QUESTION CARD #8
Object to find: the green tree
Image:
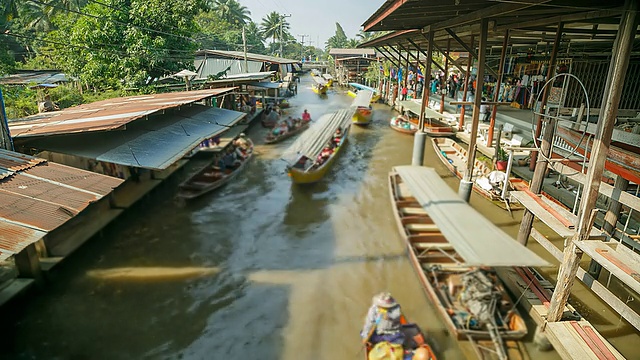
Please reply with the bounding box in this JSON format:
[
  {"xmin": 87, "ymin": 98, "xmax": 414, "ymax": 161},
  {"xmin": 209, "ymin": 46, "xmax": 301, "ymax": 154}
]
[
  {"xmin": 260, "ymin": 11, "xmax": 288, "ymax": 44},
  {"xmin": 209, "ymin": 0, "xmax": 251, "ymax": 28},
  {"xmin": 325, "ymin": 22, "xmax": 348, "ymax": 51}
]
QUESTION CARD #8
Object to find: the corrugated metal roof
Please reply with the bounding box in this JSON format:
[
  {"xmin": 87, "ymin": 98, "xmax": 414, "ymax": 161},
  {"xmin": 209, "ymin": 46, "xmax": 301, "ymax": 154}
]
[
  {"xmin": 25, "ymin": 105, "xmax": 246, "ymax": 170},
  {"xmin": 0, "ymin": 70, "xmax": 74, "ymax": 85},
  {"xmin": 195, "ymin": 50, "xmax": 299, "ymax": 64},
  {"xmin": 8, "ymin": 88, "xmax": 236, "ymax": 138},
  {"xmin": 0, "ymin": 221, "xmax": 47, "ymax": 261},
  {"xmin": 0, "ymin": 150, "xmax": 123, "ymax": 260},
  {"xmin": 393, "ymin": 165, "xmax": 550, "ymax": 267},
  {"xmin": 329, "ymin": 48, "xmax": 377, "ymax": 56},
  {"xmin": 0, "ymin": 151, "xmax": 46, "ymax": 180}
]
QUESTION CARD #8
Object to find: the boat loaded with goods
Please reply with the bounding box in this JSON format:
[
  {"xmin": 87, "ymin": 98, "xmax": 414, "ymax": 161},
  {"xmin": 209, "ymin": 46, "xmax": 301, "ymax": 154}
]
[
  {"xmin": 265, "ymin": 114, "xmax": 311, "ymax": 144},
  {"xmin": 388, "ymin": 166, "xmax": 549, "ymax": 360},
  {"xmin": 283, "ymin": 109, "xmax": 353, "ymax": 184}
]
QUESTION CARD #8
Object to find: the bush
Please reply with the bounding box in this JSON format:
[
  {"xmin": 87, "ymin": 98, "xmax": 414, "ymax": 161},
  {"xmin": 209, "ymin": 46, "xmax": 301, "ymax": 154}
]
[
  {"xmin": 2, "ymin": 85, "xmax": 37, "ymax": 120},
  {"xmin": 49, "ymin": 85, "xmax": 84, "ymax": 109}
]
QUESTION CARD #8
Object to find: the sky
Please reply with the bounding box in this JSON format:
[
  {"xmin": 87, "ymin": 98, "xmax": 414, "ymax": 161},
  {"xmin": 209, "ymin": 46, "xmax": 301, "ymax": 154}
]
[{"xmin": 239, "ymin": 0, "xmax": 385, "ymax": 49}]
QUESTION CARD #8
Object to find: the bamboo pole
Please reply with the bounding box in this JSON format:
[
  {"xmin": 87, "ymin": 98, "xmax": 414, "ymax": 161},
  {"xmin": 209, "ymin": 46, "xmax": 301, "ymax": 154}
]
[
  {"xmin": 486, "ymin": 29, "xmax": 510, "ymax": 148},
  {"xmin": 546, "ymin": 0, "xmax": 638, "ymax": 323}
]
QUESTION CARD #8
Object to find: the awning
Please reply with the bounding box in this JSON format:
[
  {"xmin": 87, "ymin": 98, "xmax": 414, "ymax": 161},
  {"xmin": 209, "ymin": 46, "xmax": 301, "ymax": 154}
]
[
  {"xmin": 312, "ymin": 76, "xmax": 328, "ymax": 86},
  {"xmin": 282, "ymin": 109, "xmax": 354, "ymax": 162},
  {"xmin": 399, "ymin": 101, "xmax": 450, "ymax": 120},
  {"xmin": 349, "ymin": 83, "xmax": 379, "ymax": 94},
  {"xmin": 247, "ymin": 81, "xmax": 281, "ymax": 89},
  {"xmin": 393, "ymin": 165, "xmax": 550, "ymax": 267},
  {"xmin": 351, "ymin": 90, "xmax": 373, "ymax": 108},
  {"xmin": 24, "ymin": 105, "xmax": 246, "ymax": 170}
]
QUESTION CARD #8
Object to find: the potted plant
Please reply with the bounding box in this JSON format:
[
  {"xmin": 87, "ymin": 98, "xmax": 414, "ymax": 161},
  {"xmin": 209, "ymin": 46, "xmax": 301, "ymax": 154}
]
[{"xmin": 495, "ymin": 148, "xmax": 509, "ymax": 171}]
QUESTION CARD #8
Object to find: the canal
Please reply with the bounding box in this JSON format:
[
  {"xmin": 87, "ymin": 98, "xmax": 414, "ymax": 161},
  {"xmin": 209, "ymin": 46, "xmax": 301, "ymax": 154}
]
[{"xmin": 2, "ymin": 75, "xmax": 636, "ymax": 359}]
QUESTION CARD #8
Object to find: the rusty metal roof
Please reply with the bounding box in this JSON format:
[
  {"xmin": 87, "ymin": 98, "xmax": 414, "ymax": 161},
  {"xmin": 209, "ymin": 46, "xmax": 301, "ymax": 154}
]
[
  {"xmin": 8, "ymin": 88, "xmax": 237, "ymax": 138},
  {"xmin": 0, "ymin": 150, "xmax": 46, "ymax": 180},
  {"xmin": 0, "ymin": 149, "xmax": 123, "ymax": 261}
]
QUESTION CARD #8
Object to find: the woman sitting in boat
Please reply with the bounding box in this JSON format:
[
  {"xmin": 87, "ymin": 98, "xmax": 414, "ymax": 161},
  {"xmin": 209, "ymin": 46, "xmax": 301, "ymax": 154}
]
[
  {"xmin": 360, "ymin": 292, "xmax": 406, "ymax": 345},
  {"xmin": 302, "ymin": 109, "xmax": 311, "ymax": 122},
  {"xmin": 223, "ymin": 147, "xmax": 241, "ymax": 169},
  {"xmin": 233, "ymin": 133, "xmax": 253, "ymax": 152}
]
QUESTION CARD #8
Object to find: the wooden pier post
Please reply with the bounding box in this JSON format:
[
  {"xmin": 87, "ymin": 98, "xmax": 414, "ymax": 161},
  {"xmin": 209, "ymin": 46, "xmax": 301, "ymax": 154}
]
[
  {"xmin": 458, "ymin": 19, "xmax": 488, "ymax": 202},
  {"xmin": 15, "ymin": 243, "xmax": 43, "ymax": 284},
  {"xmin": 529, "ymin": 22, "xmax": 563, "ymax": 171},
  {"xmin": 486, "ymin": 29, "xmax": 510, "ymax": 148},
  {"xmin": 412, "ymin": 31, "xmax": 434, "ymax": 167},
  {"xmin": 546, "ymin": 0, "xmax": 638, "ymax": 323},
  {"xmin": 458, "ymin": 35, "xmax": 474, "ymax": 131},
  {"xmin": 440, "ymin": 37, "xmax": 450, "ymax": 114}
]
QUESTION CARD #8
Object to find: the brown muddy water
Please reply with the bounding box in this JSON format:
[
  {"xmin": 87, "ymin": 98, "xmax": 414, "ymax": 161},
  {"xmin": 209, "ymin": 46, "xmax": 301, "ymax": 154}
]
[{"xmin": 1, "ymin": 75, "xmax": 637, "ymax": 359}]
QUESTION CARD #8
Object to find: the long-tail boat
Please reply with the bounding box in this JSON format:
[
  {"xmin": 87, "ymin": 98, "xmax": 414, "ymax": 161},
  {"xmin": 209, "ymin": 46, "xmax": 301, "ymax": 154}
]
[
  {"xmin": 364, "ymin": 322, "xmax": 437, "ymax": 360},
  {"xmin": 322, "ymin": 73, "xmax": 334, "ymax": 86},
  {"xmin": 399, "ymin": 100, "xmax": 456, "ymax": 137},
  {"xmin": 432, "ymin": 137, "xmax": 526, "ymax": 210},
  {"xmin": 390, "ymin": 114, "xmax": 418, "ymax": 135},
  {"xmin": 348, "ymin": 83, "xmax": 381, "ymax": 103},
  {"xmin": 312, "ymin": 76, "xmax": 328, "ymax": 94},
  {"xmin": 388, "ymin": 166, "xmax": 549, "ymax": 359},
  {"xmin": 176, "ymin": 142, "xmax": 253, "ymax": 201},
  {"xmin": 351, "ymin": 89, "xmax": 373, "ymax": 126},
  {"xmin": 265, "ymin": 118, "xmax": 311, "ymax": 144},
  {"xmin": 284, "ymin": 110, "xmax": 353, "ymax": 184}
]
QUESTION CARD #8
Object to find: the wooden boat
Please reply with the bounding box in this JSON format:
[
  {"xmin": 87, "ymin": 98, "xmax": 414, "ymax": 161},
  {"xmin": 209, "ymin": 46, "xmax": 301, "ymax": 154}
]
[
  {"xmin": 399, "ymin": 100, "xmax": 456, "ymax": 137},
  {"xmin": 265, "ymin": 119, "xmax": 310, "ymax": 144},
  {"xmin": 288, "ymin": 124, "xmax": 350, "ymax": 184},
  {"xmin": 388, "ymin": 169, "xmax": 531, "ymax": 359},
  {"xmin": 364, "ymin": 322, "xmax": 437, "ymax": 360},
  {"xmin": 312, "ymin": 76, "xmax": 328, "ymax": 94},
  {"xmin": 322, "ymin": 73, "xmax": 333, "ymax": 86},
  {"xmin": 348, "ymin": 83, "xmax": 381, "ymax": 103},
  {"xmin": 176, "ymin": 144, "xmax": 253, "ymax": 200},
  {"xmin": 390, "ymin": 115, "xmax": 418, "ymax": 135},
  {"xmin": 432, "ymin": 137, "xmax": 525, "ymax": 210},
  {"xmin": 351, "ymin": 90, "xmax": 373, "ymax": 126},
  {"xmin": 555, "ymin": 125, "xmax": 640, "ymax": 184}
]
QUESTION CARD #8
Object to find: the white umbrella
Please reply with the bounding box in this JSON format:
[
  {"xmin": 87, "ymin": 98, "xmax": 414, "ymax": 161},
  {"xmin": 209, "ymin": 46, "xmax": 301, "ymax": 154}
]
[{"xmin": 173, "ymin": 69, "xmax": 198, "ymax": 77}]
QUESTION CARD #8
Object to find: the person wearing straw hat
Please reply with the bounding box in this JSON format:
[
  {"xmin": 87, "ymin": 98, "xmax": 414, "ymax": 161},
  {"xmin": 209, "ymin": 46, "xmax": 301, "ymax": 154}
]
[{"xmin": 360, "ymin": 292, "xmax": 406, "ymax": 345}]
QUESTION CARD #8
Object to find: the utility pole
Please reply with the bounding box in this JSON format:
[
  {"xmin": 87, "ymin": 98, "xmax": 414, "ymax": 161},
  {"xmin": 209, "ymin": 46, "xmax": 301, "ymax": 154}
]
[
  {"xmin": 0, "ymin": 87, "xmax": 13, "ymax": 151},
  {"xmin": 298, "ymin": 34, "xmax": 308, "ymax": 62},
  {"xmin": 242, "ymin": 26, "xmax": 248, "ymax": 73},
  {"xmin": 279, "ymin": 14, "xmax": 291, "ymax": 58}
]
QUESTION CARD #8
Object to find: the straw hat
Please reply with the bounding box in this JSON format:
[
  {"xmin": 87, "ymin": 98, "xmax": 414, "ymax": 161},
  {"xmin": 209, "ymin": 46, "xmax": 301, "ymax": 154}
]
[
  {"xmin": 373, "ymin": 292, "xmax": 397, "ymax": 308},
  {"xmin": 239, "ymin": 133, "xmax": 246, "ymax": 137}
]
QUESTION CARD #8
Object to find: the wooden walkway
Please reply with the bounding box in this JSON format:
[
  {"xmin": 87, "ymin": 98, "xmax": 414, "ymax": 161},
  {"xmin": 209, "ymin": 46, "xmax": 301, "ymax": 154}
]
[{"xmin": 545, "ymin": 321, "xmax": 625, "ymax": 360}]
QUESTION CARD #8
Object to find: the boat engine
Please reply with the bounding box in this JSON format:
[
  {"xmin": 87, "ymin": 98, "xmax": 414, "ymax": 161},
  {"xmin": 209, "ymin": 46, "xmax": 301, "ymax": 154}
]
[{"xmin": 459, "ymin": 269, "xmax": 501, "ymax": 326}]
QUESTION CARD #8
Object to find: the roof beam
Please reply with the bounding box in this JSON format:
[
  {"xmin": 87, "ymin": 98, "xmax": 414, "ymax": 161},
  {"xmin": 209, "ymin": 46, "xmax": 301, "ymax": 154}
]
[
  {"xmin": 407, "ymin": 38, "xmax": 445, "ymax": 73},
  {"xmin": 418, "ymin": 35, "xmax": 465, "ymax": 74},
  {"xmin": 423, "ymin": 0, "xmax": 552, "ymax": 32},
  {"xmin": 444, "ymin": 28, "xmax": 499, "ymax": 78},
  {"xmin": 495, "ymin": 8, "xmax": 624, "ymax": 30},
  {"xmin": 363, "ymin": 0, "xmax": 409, "ymax": 32}
]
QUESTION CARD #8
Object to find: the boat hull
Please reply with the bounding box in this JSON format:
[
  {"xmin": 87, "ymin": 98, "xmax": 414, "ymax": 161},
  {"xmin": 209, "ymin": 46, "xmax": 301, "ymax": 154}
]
[
  {"xmin": 177, "ymin": 146, "xmax": 253, "ymax": 200},
  {"xmin": 431, "ymin": 138, "xmax": 523, "ymax": 210},
  {"xmin": 265, "ymin": 121, "xmax": 310, "ymax": 144},
  {"xmin": 388, "ymin": 171, "xmax": 528, "ymax": 341},
  {"xmin": 352, "ymin": 107, "xmax": 372, "ymax": 125},
  {"xmin": 288, "ymin": 126, "xmax": 349, "ymax": 184},
  {"xmin": 312, "ymin": 85, "xmax": 328, "ymax": 94},
  {"xmin": 347, "ymin": 90, "xmax": 357, "ymax": 98}
]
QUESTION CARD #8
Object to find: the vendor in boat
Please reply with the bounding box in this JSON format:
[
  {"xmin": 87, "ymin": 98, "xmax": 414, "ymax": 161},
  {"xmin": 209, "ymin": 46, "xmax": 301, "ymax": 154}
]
[
  {"xmin": 360, "ymin": 292, "xmax": 406, "ymax": 345},
  {"xmin": 285, "ymin": 116, "xmax": 294, "ymax": 130},
  {"xmin": 223, "ymin": 147, "xmax": 241, "ymax": 169},
  {"xmin": 302, "ymin": 109, "xmax": 311, "ymax": 122},
  {"xmin": 233, "ymin": 133, "xmax": 253, "ymax": 152}
]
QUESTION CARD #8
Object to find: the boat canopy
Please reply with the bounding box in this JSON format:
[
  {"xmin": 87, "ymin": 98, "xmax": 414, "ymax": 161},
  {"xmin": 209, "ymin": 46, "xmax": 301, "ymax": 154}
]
[
  {"xmin": 393, "ymin": 165, "xmax": 550, "ymax": 267},
  {"xmin": 351, "ymin": 90, "xmax": 373, "ymax": 108},
  {"xmin": 349, "ymin": 83, "xmax": 378, "ymax": 94},
  {"xmin": 282, "ymin": 109, "xmax": 353, "ymax": 163},
  {"xmin": 399, "ymin": 101, "xmax": 448, "ymax": 120},
  {"xmin": 322, "ymin": 74, "xmax": 333, "ymax": 80},
  {"xmin": 312, "ymin": 76, "xmax": 328, "ymax": 86}
]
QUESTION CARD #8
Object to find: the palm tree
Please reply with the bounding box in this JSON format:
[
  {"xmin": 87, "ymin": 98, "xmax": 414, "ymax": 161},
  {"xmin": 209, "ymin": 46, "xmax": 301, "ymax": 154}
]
[
  {"xmin": 210, "ymin": 0, "xmax": 251, "ymax": 27},
  {"xmin": 356, "ymin": 30, "xmax": 374, "ymax": 44},
  {"xmin": 260, "ymin": 11, "xmax": 289, "ymax": 43}
]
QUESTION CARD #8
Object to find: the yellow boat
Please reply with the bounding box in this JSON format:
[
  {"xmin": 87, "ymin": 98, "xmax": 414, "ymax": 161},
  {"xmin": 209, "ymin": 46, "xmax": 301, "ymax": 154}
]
[
  {"xmin": 351, "ymin": 89, "xmax": 373, "ymax": 125},
  {"xmin": 322, "ymin": 74, "xmax": 334, "ymax": 86},
  {"xmin": 348, "ymin": 83, "xmax": 380, "ymax": 103},
  {"xmin": 285, "ymin": 110, "xmax": 353, "ymax": 184},
  {"xmin": 312, "ymin": 83, "xmax": 328, "ymax": 94}
]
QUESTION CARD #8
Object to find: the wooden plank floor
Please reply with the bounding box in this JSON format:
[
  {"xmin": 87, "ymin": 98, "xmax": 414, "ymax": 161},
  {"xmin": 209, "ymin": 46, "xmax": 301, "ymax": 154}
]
[
  {"xmin": 574, "ymin": 240, "xmax": 640, "ymax": 295},
  {"xmin": 545, "ymin": 320, "xmax": 625, "ymax": 360}
]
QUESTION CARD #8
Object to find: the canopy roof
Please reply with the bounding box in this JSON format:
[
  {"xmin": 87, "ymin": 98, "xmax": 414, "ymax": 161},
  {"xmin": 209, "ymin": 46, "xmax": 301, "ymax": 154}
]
[
  {"xmin": 351, "ymin": 90, "xmax": 373, "ymax": 108},
  {"xmin": 282, "ymin": 109, "xmax": 354, "ymax": 162},
  {"xmin": 195, "ymin": 50, "xmax": 299, "ymax": 65},
  {"xmin": 312, "ymin": 76, "xmax": 328, "ymax": 86},
  {"xmin": 349, "ymin": 83, "xmax": 379, "ymax": 94},
  {"xmin": 399, "ymin": 100, "xmax": 448, "ymax": 119},
  {"xmin": 24, "ymin": 105, "xmax": 245, "ymax": 170},
  {"xmin": 393, "ymin": 165, "xmax": 550, "ymax": 267}
]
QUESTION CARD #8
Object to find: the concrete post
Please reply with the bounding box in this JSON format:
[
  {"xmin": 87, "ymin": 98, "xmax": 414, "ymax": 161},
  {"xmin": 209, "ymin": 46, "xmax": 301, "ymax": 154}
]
[{"xmin": 412, "ymin": 131, "xmax": 427, "ymax": 166}]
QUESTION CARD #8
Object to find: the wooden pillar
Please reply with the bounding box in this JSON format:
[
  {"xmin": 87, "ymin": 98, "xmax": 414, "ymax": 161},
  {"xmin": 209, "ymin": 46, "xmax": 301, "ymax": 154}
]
[
  {"xmin": 458, "ymin": 35, "xmax": 474, "ymax": 131},
  {"xmin": 440, "ymin": 37, "xmax": 450, "ymax": 114},
  {"xmin": 529, "ymin": 22, "xmax": 563, "ymax": 171},
  {"xmin": 547, "ymin": 0, "xmax": 638, "ymax": 323},
  {"xmin": 458, "ymin": 19, "xmax": 488, "ymax": 202},
  {"xmin": 486, "ymin": 29, "xmax": 510, "ymax": 148},
  {"xmin": 589, "ymin": 175, "xmax": 629, "ymax": 278},
  {"xmin": 419, "ymin": 31, "xmax": 434, "ymax": 131},
  {"xmin": 516, "ymin": 117, "xmax": 556, "ymax": 245},
  {"xmin": 15, "ymin": 243, "xmax": 43, "ymax": 284}
]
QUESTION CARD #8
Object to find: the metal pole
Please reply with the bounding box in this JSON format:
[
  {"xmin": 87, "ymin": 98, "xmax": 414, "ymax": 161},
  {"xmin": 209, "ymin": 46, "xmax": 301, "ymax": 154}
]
[
  {"xmin": 487, "ymin": 29, "xmax": 510, "ymax": 147},
  {"xmin": 459, "ymin": 19, "xmax": 488, "ymax": 202},
  {"xmin": 242, "ymin": 26, "xmax": 248, "ymax": 73},
  {"xmin": 501, "ymin": 150, "xmax": 514, "ymax": 199},
  {"xmin": 440, "ymin": 37, "xmax": 450, "ymax": 114},
  {"xmin": 459, "ymin": 35, "xmax": 474, "ymax": 131},
  {"xmin": 547, "ymin": 0, "xmax": 638, "ymax": 323},
  {"xmin": 0, "ymin": 87, "xmax": 13, "ymax": 151}
]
